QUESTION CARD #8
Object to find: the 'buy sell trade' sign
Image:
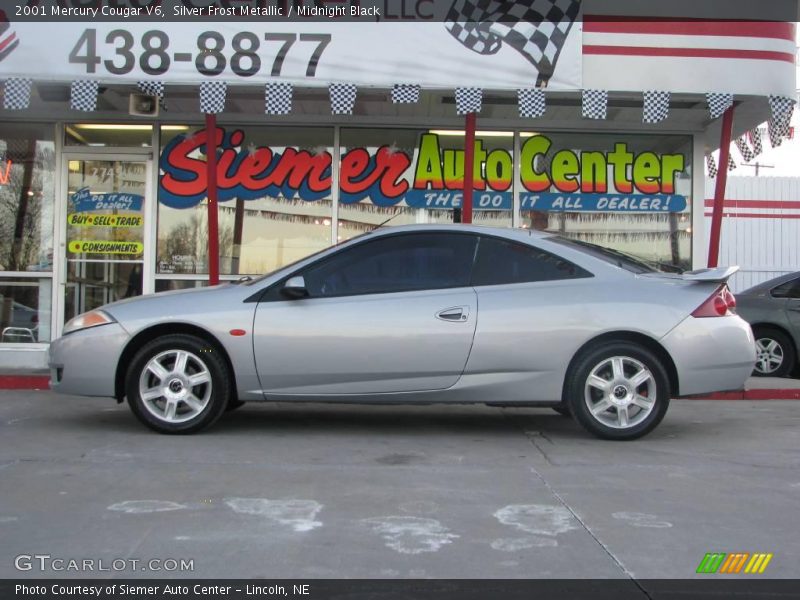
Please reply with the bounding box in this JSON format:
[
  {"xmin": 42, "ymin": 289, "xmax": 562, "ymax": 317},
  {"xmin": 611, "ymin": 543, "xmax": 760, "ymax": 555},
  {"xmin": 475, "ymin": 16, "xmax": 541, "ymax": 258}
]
[{"xmin": 159, "ymin": 129, "xmax": 687, "ymax": 213}]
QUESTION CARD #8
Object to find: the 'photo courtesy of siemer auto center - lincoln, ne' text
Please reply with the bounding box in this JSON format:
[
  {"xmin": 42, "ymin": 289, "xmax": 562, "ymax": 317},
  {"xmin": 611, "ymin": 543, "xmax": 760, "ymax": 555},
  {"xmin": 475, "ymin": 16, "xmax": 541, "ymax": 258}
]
[{"xmin": 1, "ymin": 0, "xmax": 799, "ymax": 593}]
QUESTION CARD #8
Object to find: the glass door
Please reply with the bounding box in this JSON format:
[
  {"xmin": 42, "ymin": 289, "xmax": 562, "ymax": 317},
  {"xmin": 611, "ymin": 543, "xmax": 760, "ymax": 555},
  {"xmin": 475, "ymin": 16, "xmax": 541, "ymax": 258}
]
[{"xmin": 59, "ymin": 156, "xmax": 150, "ymax": 331}]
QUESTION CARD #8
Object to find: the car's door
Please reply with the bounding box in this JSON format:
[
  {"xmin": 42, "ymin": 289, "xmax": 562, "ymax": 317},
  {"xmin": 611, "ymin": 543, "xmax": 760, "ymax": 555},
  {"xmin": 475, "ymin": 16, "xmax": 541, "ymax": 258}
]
[
  {"xmin": 252, "ymin": 232, "xmax": 479, "ymax": 396},
  {"xmin": 773, "ymin": 276, "xmax": 800, "ymax": 339}
]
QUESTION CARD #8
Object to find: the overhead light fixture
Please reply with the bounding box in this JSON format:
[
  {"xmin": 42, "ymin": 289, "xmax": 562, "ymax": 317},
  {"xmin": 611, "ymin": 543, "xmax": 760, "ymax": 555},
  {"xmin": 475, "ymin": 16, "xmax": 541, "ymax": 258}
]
[
  {"xmin": 73, "ymin": 124, "xmax": 188, "ymax": 131},
  {"xmin": 428, "ymin": 130, "xmax": 537, "ymax": 138}
]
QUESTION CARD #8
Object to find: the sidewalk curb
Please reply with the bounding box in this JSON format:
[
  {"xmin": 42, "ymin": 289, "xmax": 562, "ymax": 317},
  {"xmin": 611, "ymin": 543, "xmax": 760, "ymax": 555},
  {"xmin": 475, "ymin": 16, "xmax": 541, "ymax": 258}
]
[
  {"xmin": 0, "ymin": 376, "xmax": 50, "ymax": 390},
  {"xmin": 686, "ymin": 388, "xmax": 800, "ymax": 400}
]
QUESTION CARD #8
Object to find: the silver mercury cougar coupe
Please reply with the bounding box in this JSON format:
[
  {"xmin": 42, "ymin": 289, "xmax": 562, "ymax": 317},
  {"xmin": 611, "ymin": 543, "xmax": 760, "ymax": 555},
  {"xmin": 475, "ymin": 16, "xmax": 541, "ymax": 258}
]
[{"xmin": 49, "ymin": 225, "xmax": 755, "ymax": 440}]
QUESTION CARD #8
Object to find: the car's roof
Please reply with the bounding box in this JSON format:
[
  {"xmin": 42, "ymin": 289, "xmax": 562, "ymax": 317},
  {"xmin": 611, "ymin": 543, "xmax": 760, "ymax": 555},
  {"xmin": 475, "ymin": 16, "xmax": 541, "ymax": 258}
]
[
  {"xmin": 739, "ymin": 271, "xmax": 800, "ymax": 295},
  {"xmin": 365, "ymin": 223, "xmax": 552, "ymax": 241}
]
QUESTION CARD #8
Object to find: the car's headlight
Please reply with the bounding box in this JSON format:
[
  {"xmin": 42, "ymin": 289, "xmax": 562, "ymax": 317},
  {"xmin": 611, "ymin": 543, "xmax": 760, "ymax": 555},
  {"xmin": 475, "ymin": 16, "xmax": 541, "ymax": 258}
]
[{"xmin": 63, "ymin": 310, "xmax": 116, "ymax": 335}]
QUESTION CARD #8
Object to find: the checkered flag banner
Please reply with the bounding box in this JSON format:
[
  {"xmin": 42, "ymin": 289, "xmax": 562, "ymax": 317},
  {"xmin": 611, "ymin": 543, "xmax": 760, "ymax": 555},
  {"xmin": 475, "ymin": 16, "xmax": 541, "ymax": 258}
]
[
  {"xmin": 643, "ymin": 90, "xmax": 670, "ymax": 124},
  {"xmin": 199, "ymin": 81, "xmax": 227, "ymax": 114},
  {"xmin": 70, "ymin": 80, "xmax": 99, "ymax": 112},
  {"xmin": 445, "ymin": 0, "xmax": 581, "ymax": 87},
  {"xmin": 706, "ymin": 93, "xmax": 733, "ymax": 120},
  {"xmin": 727, "ymin": 152, "xmax": 736, "ymax": 171},
  {"xmin": 748, "ymin": 126, "xmax": 763, "ymax": 157},
  {"xmin": 767, "ymin": 95, "xmax": 795, "ymax": 147},
  {"xmin": 706, "ymin": 154, "xmax": 717, "ymax": 178},
  {"xmin": 518, "ymin": 88, "xmax": 546, "ymax": 118},
  {"xmin": 582, "ymin": 89, "xmax": 607, "ymax": 120},
  {"xmin": 265, "ymin": 82, "xmax": 293, "ymax": 115},
  {"xmin": 3, "ymin": 78, "xmax": 32, "ymax": 110},
  {"xmin": 734, "ymin": 136, "xmax": 755, "ymax": 162},
  {"xmin": 455, "ymin": 87, "xmax": 483, "ymax": 114},
  {"xmin": 137, "ymin": 80, "xmax": 166, "ymax": 111},
  {"xmin": 330, "ymin": 83, "xmax": 357, "ymax": 115},
  {"xmin": 392, "ymin": 84, "xmax": 421, "ymax": 104}
]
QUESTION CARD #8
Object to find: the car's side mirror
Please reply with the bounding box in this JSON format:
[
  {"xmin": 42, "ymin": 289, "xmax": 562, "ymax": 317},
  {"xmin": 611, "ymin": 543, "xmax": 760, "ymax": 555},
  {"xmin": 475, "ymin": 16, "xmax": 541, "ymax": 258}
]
[{"xmin": 281, "ymin": 276, "xmax": 309, "ymax": 299}]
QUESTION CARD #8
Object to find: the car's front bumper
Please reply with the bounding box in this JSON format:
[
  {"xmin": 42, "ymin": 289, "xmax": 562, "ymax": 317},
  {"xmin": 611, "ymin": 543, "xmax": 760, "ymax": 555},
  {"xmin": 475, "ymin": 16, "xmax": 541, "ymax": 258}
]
[
  {"xmin": 662, "ymin": 315, "xmax": 756, "ymax": 396},
  {"xmin": 48, "ymin": 323, "xmax": 130, "ymax": 397}
]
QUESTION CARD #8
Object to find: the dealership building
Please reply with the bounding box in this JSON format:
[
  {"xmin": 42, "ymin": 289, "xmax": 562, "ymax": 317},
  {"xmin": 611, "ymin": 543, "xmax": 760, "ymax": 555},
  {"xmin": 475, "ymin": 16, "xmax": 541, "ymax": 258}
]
[{"xmin": 0, "ymin": 1, "xmax": 797, "ymax": 369}]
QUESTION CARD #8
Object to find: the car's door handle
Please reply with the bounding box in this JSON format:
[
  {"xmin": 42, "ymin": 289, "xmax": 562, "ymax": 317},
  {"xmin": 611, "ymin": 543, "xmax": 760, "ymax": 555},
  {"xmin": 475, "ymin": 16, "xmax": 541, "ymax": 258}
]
[{"xmin": 436, "ymin": 306, "xmax": 469, "ymax": 322}]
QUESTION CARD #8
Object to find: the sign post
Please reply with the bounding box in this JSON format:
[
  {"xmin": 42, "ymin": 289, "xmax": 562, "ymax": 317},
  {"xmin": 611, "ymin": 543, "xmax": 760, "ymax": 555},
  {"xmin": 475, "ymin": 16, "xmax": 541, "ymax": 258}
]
[
  {"xmin": 708, "ymin": 105, "xmax": 735, "ymax": 268},
  {"xmin": 462, "ymin": 112, "xmax": 476, "ymax": 224},
  {"xmin": 205, "ymin": 113, "xmax": 220, "ymax": 286}
]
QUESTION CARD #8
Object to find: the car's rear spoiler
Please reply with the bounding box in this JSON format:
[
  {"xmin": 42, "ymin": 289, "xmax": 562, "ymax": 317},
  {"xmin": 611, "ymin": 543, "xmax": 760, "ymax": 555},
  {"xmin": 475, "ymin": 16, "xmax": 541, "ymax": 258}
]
[{"xmin": 641, "ymin": 266, "xmax": 739, "ymax": 283}]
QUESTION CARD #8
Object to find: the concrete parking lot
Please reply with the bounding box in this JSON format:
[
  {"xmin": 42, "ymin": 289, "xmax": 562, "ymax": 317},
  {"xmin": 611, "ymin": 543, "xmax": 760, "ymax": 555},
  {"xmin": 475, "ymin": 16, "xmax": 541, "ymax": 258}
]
[{"xmin": 0, "ymin": 391, "xmax": 798, "ymax": 580}]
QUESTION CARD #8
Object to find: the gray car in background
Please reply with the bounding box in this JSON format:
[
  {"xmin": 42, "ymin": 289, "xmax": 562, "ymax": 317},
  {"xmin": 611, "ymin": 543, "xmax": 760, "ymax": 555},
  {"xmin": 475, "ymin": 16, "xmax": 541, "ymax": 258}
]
[
  {"xmin": 49, "ymin": 225, "xmax": 755, "ymax": 440},
  {"xmin": 736, "ymin": 272, "xmax": 800, "ymax": 377}
]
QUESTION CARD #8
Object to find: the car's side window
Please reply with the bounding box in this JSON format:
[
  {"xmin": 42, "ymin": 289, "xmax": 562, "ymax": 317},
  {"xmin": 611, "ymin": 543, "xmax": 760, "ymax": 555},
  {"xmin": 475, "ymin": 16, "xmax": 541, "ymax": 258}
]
[
  {"xmin": 301, "ymin": 233, "xmax": 478, "ymax": 298},
  {"xmin": 771, "ymin": 277, "xmax": 800, "ymax": 299},
  {"xmin": 472, "ymin": 236, "xmax": 592, "ymax": 286}
]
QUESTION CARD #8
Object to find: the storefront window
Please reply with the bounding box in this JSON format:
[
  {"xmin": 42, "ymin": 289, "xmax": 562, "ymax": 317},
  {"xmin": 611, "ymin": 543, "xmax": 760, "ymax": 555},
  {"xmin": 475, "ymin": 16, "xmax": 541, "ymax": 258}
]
[
  {"xmin": 0, "ymin": 124, "xmax": 55, "ymax": 343},
  {"xmin": 157, "ymin": 125, "xmax": 333, "ymax": 276},
  {"xmin": 0, "ymin": 278, "xmax": 52, "ymax": 343},
  {"xmin": 65, "ymin": 123, "xmax": 155, "ymax": 147},
  {"xmin": 338, "ymin": 128, "xmax": 513, "ymax": 241},
  {"xmin": 518, "ymin": 132, "xmax": 692, "ymax": 271}
]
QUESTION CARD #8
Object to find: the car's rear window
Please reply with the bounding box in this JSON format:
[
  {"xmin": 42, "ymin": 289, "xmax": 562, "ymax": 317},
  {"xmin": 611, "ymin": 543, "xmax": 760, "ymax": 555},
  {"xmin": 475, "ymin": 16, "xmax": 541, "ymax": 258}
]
[{"xmin": 548, "ymin": 237, "xmax": 657, "ymax": 274}]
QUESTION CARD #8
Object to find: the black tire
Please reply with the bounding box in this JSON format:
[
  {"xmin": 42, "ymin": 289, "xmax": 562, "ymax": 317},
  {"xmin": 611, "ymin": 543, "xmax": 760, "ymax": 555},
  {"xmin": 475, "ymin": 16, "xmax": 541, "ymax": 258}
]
[
  {"xmin": 566, "ymin": 342, "xmax": 671, "ymax": 441},
  {"xmin": 752, "ymin": 327, "xmax": 796, "ymax": 378},
  {"xmin": 125, "ymin": 334, "xmax": 231, "ymax": 434},
  {"xmin": 551, "ymin": 405, "xmax": 571, "ymax": 417}
]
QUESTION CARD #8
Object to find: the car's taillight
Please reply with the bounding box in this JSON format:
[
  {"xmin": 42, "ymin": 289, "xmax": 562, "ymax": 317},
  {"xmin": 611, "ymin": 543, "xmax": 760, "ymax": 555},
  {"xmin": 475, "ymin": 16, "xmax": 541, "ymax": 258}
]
[{"xmin": 692, "ymin": 284, "xmax": 737, "ymax": 318}]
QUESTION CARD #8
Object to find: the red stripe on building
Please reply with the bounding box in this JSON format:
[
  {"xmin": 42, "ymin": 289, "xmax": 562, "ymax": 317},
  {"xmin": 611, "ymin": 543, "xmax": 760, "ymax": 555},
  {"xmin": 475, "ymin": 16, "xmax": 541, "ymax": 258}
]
[
  {"xmin": 0, "ymin": 376, "xmax": 49, "ymax": 390},
  {"xmin": 704, "ymin": 212, "xmax": 800, "ymax": 219},
  {"xmin": 583, "ymin": 45, "xmax": 796, "ymax": 63},
  {"xmin": 703, "ymin": 199, "xmax": 800, "ymax": 209},
  {"xmin": 583, "ymin": 17, "xmax": 796, "ymax": 41},
  {"xmin": 0, "ymin": 32, "xmax": 16, "ymax": 52}
]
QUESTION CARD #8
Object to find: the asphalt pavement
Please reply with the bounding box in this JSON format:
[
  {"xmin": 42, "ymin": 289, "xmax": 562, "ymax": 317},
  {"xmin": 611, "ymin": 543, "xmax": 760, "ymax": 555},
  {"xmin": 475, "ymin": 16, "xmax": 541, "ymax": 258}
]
[{"xmin": 0, "ymin": 391, "xmax": 798, "ymax": 580}]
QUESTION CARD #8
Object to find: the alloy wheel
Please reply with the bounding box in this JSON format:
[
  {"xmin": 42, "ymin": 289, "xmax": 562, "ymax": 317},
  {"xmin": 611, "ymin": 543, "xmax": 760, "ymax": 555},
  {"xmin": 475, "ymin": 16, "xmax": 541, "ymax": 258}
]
[
  {"xmin": 754, "ymin": 338, "xmax": 784, "ymax": 375},
  {"xmin": 138, "ymin": 349, "xmax": 212, "ymax": 424},
  {"xmin": 584, "ymin": 356, "xmax": 657, "ymax": 429}
]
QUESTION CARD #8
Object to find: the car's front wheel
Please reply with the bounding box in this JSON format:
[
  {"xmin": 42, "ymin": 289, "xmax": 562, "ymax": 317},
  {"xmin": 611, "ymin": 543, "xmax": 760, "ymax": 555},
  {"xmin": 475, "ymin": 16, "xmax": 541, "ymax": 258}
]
[
  {"xmin": 125, "ymin": 334, "xmax": 231, "ymax": 434},
  {"xmin": 752, "ymin": 327, "xmax": 795, "ymax": 378},
  {"xmin": 566, "ymin": 343, "xmax": 670, "ymax": 440}
]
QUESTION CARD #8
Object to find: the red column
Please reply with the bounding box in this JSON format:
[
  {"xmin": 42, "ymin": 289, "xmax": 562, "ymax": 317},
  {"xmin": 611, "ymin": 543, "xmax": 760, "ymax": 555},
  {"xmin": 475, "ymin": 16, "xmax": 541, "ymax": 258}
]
[
  {"xmin": 462, "ymin": 112, "xmax": 477, "ymax": 224},
  {"xmin": 205, "ymin": 113, "xmax": 220, "ymax": 285},
  {"xmin": 707, "ymin": 105, "xmax": 735, "ymax": 268}
]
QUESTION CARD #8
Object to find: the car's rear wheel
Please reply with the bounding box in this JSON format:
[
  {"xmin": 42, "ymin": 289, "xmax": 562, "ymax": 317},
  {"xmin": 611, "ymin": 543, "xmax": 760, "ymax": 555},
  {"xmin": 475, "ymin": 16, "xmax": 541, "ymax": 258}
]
[
  {"xmin": 752, "ymin": 327, "xmax": 795, "ymax": 378},
  {"xmin": 126, "ymin": 334, "xmax": 230, "ymax": 434},
  {"xmin": 566, "ymin": 343, "xmax": 670, "ymax": 440}
]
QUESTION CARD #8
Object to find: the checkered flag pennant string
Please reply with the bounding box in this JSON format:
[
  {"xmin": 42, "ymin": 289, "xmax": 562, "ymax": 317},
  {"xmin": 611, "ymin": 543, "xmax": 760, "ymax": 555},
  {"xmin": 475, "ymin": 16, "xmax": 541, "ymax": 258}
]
[
  {"xmin": 3, "ymin": 78, "xmax": 32, "ymax": 110},
  {"xmin": 518, "ymin": 88, "xmax": 545, "ymax": 118},
  {"xmin": 137, "ymin": 80, "xmax": 166, "ymax": 111},
  {"xmin": 727, "ymin": 152, "xmax": 736, "ymax": 171},
  {"xmin": 265, "ymin": 82, "xmax": 293, "ymax": 115},
  {"xmin": 642, "ymin": 90, "xmax": 670, "ymax": 124},
  {"xmin": 70, "ymin": 80, "xmax": 99, "ymax": 112},
  {"xmin": 329, "ymin": 83, "xmax": 357, "ymax": 115},
  {"xmin": 767, "ymin": 95, "xmax": 795, "ymax": 147},
  {"xmin": 706, "ymin": 154, "xmax": 717, "ymax": 178},
  {"xmin": 391, "ymin": 84, "xmax": 421, "ymax": 104},
  {"xmin": 734, "ymin": 136, "xmax": 755, "ymax": 162},
  {"xmin": 199, "ymin": 81, "xmax": 227, "ymax": 114},
  {"xmin": 455, "ymin": 87, "xmax": 483, "ymax": 114},
  {"xmin": 445, "ymin": 0, "xmax": 581, "ymax": 88},
  {"xmin": 582, "ymin": 89, "xmax": 607, "ymax": 120},
  {"xmin": 748, "ymin": 126, "xmax": 763, "ymax": 157},
  {"xmin": 706, "ymin": 93, "xmax": 733, "ymax": 120}
]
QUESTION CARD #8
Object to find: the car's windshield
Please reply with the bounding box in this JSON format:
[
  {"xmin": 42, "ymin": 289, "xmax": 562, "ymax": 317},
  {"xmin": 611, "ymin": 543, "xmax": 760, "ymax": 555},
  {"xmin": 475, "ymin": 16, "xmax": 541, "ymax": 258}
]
[{"xmin": 549, "ymin": 236, "xmax": 661, "ymax": 274}]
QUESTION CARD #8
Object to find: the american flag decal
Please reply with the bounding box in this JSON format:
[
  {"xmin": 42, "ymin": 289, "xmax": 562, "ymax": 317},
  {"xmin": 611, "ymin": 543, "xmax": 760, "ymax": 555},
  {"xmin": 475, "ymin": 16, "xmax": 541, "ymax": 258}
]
[
  {"xmin": 445, "ymin": 0, "xmax": 582, "ymax": 87},
  {"xmin": 0, "ymin": 10, "xmax": 19, "ymax": 63}
]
